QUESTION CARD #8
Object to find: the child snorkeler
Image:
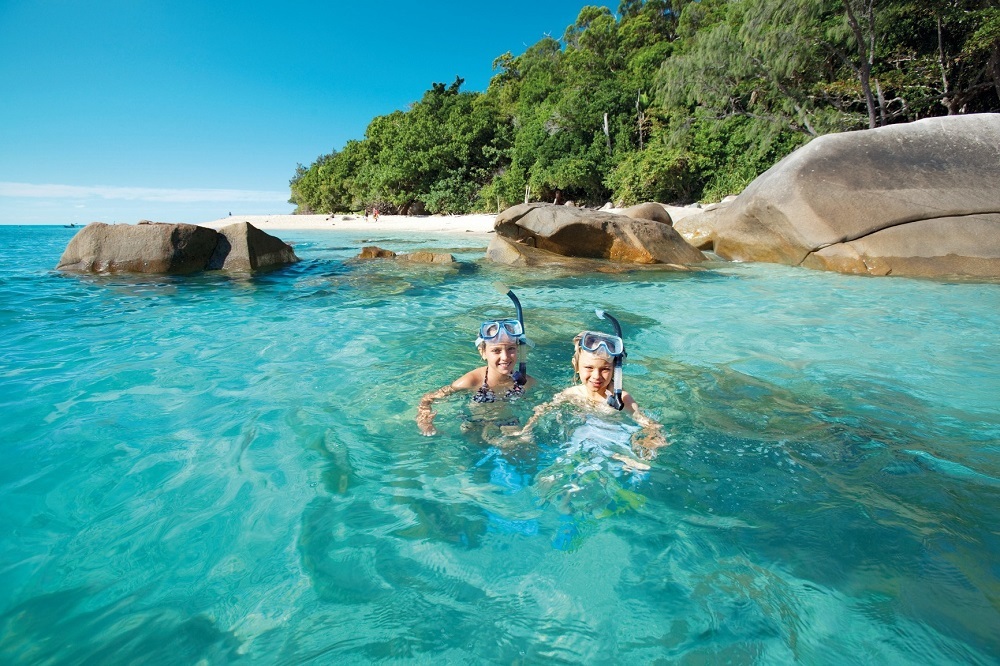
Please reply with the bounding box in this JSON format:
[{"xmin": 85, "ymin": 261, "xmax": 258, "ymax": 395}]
[
  {"xmin": 416, "ymin": 289, "xmax": 535, "ymax": 437},
  {"xmin": 510, "ymin": 310, "xmax": 667, "ymax": 460}
]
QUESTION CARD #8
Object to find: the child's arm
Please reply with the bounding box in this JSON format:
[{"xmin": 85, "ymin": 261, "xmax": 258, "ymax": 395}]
[
  {"xmin": 502, "ymin": 389, "xmax": 570, "ymax": 439},
  {"xmin": 416, "ymin": 384, "xmax": 458, "ymax": 436},
  {"xmin": 625, "ymin": 394, "xmax": 669, "ymax": 458},
  {"xmin": 416, "ymin": 369, "xmax": 482, "ymax": 436}
]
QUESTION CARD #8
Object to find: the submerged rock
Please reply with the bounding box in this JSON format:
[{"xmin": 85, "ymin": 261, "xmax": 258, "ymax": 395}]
[
  {"xmin": 56, "ymin": 221, "xmax": 298, "ymax": 274},
  {"xmin": 674, "ymin": 114, "xmax": 1000, "ymax": 279},
  {"xmin": 357, "ymin": 246, "xmax": 397, "ymax": 259},
  {"xmin": 398, "ymin": 250, "xmax": 455, "ymax": 264},
  {"xmin": 493, "ymin": 203, "xmax": 704, "ymax": 265},
  {"xmin": 356, "ymin": 246, "xmax": 456, "ymax": 264}
]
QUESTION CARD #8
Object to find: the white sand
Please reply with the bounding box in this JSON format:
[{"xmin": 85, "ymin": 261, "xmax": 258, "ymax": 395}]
[
  {"xmin": 199, "ymin": 205, "xmax": 705, "ymax": 238},
  {"xmin": 200, "ymin": 213, "xmax": 497, "ymax": 235}
]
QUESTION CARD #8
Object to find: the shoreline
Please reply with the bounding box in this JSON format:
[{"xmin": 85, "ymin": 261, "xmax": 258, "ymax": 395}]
[
  {"xmin": 199, "ymin": 204, "xmax": 703, "ymax": 237},
  {"xmin": 200, "ymin": 213, "xmax": 498, "ymax": 235}
]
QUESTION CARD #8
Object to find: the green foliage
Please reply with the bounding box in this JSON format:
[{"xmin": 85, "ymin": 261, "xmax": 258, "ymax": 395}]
[
  {"xmin": 291, "ymin": 0, "xmax": 998, "ymax": 214},
  {"xmin": 605, "ymin": 140, "xmax": 697, "ymax": 204}
]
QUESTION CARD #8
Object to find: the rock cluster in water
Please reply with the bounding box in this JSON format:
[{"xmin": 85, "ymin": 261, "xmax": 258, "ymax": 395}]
[
  {"xmin": 56, "ymin": 221, "xmax": 299, "ymax": 274},
  {"xmin": 356, "ymin": 246, "xmax": 456, "ymax": 263},
  {"xmin": 488, "ymin": 202, "xmax": 705, "ymax": 269},
  {"xmin": 674, "ymin": 113, "xmax": 1000, "ymax": 279}
]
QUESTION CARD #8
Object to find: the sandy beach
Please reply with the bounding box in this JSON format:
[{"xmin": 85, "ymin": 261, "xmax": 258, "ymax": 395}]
[
  {"xmin": 200, "ymin": 213, "xmax": 498, "ymax": 235},
  {"xmin": 198, "ymin": 206, "xmax": 703, "ymax": 236}
]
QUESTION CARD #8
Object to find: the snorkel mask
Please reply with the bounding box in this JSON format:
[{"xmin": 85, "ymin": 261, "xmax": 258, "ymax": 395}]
[
  {"xmin": 475, "ymin": 288, "xmax": 529, "ymax": 385},
  {"xmin": 580, "ymin": 309, "xmax": 627, "ymax": 410}
]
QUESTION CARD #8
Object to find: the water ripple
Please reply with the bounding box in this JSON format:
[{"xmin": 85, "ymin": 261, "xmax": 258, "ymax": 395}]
[{"xmin": 1, "ymin": 227, "xmax": 998, "ymax": 663}]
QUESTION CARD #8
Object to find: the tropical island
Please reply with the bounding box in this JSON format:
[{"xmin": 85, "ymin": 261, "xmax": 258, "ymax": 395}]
[{"xmin": 288, "ymin": 0, "xmax": 1000, "ymax": 216}]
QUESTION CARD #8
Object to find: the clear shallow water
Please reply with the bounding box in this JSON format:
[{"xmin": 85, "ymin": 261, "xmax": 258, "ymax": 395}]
[{"xmin": 1, "ymin": 225, "xmax": 998, "ymax": 664}]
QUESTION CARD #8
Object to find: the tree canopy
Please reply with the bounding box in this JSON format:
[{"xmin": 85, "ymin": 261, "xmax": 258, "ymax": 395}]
[{"xmin": 290, "ymin": 0, "xmax": 999, "ymax": 215}]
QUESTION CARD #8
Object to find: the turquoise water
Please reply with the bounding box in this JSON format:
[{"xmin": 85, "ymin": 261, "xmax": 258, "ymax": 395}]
[{"xmin": 1, "ymin": 225, "xmax": 998, "ymax": 664}]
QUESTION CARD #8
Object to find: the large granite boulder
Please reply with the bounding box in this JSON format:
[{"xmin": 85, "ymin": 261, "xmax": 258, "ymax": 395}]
[
  {"xmin": 56, "ymin": 221, "xmax": 298, "ymax": 274},
  {"xmin": 674, "ymin": 114, "xmax": 1000, "ymax": 278},
  {"xmin": 486, "ymin": 235, "xmax": 698, "ymax": 273},
  {"xmin": 621, "ymin": 202, "xmax": 673, "ymax": 226},
  {"xmin": 56, "ymin": 222, "xmax": 219, "ymax": 273},
  {"xmin": 494, "ymin": 203, "xmax": 705, "ymax": 265},
  {"xmin": 208, "ymin": 221, "xmax": 299, "ymax": 271}
]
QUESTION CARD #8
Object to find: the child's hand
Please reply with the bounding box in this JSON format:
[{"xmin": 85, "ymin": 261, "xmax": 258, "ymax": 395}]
[
  {"xmin": 500, "ymin": 425, "xmax": 537, "ymax": 442},
  {"xmin": 416, "ymin": 407, "xmax": 437, "ymax": 436},
  {"xmin": 632, "ymin": 427, "xmax": 668, "ymax": 460},
  {"xmin": 611, "ymin": 452, "xmax": 651, "ymax": 472}
]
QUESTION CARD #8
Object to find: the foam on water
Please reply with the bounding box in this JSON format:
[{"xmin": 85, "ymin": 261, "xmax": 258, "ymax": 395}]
[{"xmin": 1, "ymin": 226, "xmax": 998, "ymax": 664}]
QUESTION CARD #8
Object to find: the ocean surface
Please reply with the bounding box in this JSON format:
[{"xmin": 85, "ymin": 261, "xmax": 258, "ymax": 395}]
[{"xmin": 1, "ymin": 225, "xmax": 998, "ymax": 665}]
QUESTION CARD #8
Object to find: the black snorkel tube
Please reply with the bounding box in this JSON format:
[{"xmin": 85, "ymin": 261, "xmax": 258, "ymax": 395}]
[
  {"xmin": 506, "ymin": 288, "xmax": 528, "ymax": 386},
  {"xmin": 595, "ymin": 309, "xmax": 626, "ymax": 410}
]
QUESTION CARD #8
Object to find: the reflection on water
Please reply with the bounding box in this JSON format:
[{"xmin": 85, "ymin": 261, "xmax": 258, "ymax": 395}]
[{"xmin": 0, "ymin": 227, "xmax": 998, "ymax": 663}]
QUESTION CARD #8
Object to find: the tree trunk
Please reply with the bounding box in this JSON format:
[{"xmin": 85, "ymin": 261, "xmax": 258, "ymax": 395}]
[
  {"xmin": 876, "ymin": 78, "xmax": 886, "ymax": 126},
  {"xmin": 938, "ymin": 13, "xmax": 956, "ymax": 114},
  {"xmin": 603, "ymin": 113, "xmax": 612, "ymax": 153},
  {"xmin": 636, "ymin": 92, "xmax": 644, "ymax": 150},
  {"xmin": 842, "ymin": 0, "xmax": 878, "ymax": 128},
  {"xmin": 990, "ymin": 40, "xmax": 1000, "ymax": 105}
]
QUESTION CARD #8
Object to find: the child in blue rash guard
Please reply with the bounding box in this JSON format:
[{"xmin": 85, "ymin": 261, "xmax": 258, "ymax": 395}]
[
  {"xmin": 416, "ymin": 319, "xmax": 535, "ymax": 437},
  {"xmin": 508, "ymin": 329, "xmax": 667, "ymax": 460}
]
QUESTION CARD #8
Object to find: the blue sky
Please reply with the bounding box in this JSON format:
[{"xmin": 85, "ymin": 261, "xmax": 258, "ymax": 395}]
[{"xmin": 0, "ymin": 0, "xmax": 613, "ymax": 225}]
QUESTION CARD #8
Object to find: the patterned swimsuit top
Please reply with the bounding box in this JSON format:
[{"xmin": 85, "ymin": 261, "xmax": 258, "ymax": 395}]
[{"xmin": 472, "ymin": 367, "xmax": 525, "ymax": 403}]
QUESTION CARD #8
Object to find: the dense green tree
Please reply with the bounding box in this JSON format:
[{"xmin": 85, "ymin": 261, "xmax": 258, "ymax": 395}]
[{"xmin": 291, "ymin": 0, "xmax": 998, "ymax": 215}]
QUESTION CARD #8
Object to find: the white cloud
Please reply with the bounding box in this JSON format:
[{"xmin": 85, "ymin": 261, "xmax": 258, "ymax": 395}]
[{"xmin": 0, "ymin": 182, "xmax": 289, "ymax": 203}]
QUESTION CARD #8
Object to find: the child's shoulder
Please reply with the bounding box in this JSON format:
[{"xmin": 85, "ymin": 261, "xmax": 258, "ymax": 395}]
[
  {"xmin": 451, "ymin": 366, "xmax": 486, "ymax": 390},
  {"xmin": 552, "ymin": 385, "xmax": 586, "ymax": 403}
]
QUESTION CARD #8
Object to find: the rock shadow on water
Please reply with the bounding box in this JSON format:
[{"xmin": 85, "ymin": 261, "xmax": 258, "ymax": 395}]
[
  {"xmin": 650, "ymin": 360, "xmax": 1000, "ymax": 655},
  {"xmin": 0, "ymin": 586, "xmax": 241, "ymax": 664}
]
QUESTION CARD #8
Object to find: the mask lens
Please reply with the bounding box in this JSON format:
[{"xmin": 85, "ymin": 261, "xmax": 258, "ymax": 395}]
[
  {"xmin": 481, "ymin": 319, "xmax": 523, "ymax": 340},
  {"xmin": 501, "ymin": 320, "xmax": 523, "ymax": 336},
  {"xmin": 581, "ymin": 331, "xmax": 623, "ymax": 355}
]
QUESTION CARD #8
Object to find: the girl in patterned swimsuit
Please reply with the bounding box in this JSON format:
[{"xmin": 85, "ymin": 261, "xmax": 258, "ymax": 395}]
[
  {"xmin": 472, "ymin": 366, "xmax": 525, "ymax": 403},
  {"xmin": 417, "ymin": 317, "xmax": 534, "ymax": 436}
]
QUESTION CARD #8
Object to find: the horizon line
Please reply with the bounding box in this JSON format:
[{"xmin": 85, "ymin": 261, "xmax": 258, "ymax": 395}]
[{"xmin": 0, "ymin": 182, "xmax": 290, "ymax": 203}]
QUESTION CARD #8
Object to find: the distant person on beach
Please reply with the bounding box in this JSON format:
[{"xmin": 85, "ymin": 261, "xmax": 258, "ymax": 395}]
[
  {"xmin": 364, "ymin": 208, "xmax": 369, "ymax": 221},
  {"xmin": 373, "ymin": 207, "xmax": 380, "ymax": 222},
  {"xmin": 509, "ymin": 312, "xmax": 667, "ymax": 459},
  {"xmin": 417, "ymin": 292, "xmax": 534, "ymax": 437}
]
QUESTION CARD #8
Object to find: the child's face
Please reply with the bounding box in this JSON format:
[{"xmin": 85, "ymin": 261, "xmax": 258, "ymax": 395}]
[
  {"xmin": 577, "ymin": 350, "xmax": 613, "ymax": 393},
  {"xmin": 482, "ymin": 342, "xmax": 518, "ymax": 376}
]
